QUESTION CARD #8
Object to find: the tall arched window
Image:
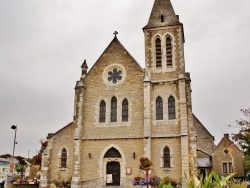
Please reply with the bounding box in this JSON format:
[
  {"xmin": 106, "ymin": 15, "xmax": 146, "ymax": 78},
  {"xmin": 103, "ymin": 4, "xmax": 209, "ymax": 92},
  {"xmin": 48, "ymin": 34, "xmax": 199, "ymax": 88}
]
[
  {"xmin": 166, "ymin": 36, "xmax": 172, "ymax": 67},
  {"xmin": 111, "ymin": 97, "xmax": 117, "ymax": 122},
  {"xmin": 156, "ymin": 97, "xmax": 163, "ymax": 120},
  {"xmin": 61, "ymin": 148, "xmax": 67, "ymax": 168},
  {"xmin": 99, "ymin": 100, "xmax": 106, "ymax": 123},
  {"xmin": 168, "ymin": 96, "xmax": 176, "ymax": 120},
  {"xmin": 164, "ymin": 146, "xmax": 170, "ymax": 168},
  {"xmin": 155, "ymin": 38, "xmax": 162, "ymax": 67},
  {"xmin": 122, "ymin": 99, "xmax": 128, "ymax": 122}
]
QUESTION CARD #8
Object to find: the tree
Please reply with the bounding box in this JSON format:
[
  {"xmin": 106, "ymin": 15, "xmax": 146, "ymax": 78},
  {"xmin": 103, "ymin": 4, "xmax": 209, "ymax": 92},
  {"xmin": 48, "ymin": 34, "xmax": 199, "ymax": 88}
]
[
  {"xmin": 232, "ymin": 108, "xmax": 250, "ymax": 173},
  {"xmin": 32, "ymin": 139, "xmax": 48, "ymax": 167},
  {"xmin": 0, "ymin": 154, "xmax": 11, "ymax": 158},
  {"xmin": 14, "ymin": 156, "xmax": 27, "ymax": 183},
  {"xmin": 232, "ymin": 108, "xmax": 250, "ymax": 154}
]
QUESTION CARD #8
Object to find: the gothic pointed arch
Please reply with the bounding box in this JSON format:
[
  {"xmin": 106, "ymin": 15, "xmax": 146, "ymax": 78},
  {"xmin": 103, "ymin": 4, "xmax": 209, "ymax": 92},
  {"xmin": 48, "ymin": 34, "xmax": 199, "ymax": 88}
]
[
  {"xmin": 111, "ymin": 96, "xmax": 117, "ymax": 122},
  {"xmin": 104, "ymin": 147, "xmax": 122, "ymax": 158},
  {"xmin": 61, "ymin": 148, "xmax": 67, "ymax": 168},
  {"xmin": 156, "ymin": 96, "xmax": 163, "ymax": 120},
  {"xmin": 168, "ymin": 96, "xmax": 176, "ymax": 120},
  {"xmin": 122, "ymin": 99, "xmax": 128, "ymax": 122},
  {"xmin": 163, "ymin": 146, "xmax": 171, "ymax": 168},
  {"xmin": 99, "ymin": 100, "xmax": 106, "ymax": 123}
]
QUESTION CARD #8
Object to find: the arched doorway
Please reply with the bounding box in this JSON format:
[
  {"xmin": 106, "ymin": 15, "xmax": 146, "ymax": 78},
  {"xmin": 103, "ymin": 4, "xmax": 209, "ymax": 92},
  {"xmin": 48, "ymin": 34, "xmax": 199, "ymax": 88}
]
[{"xmin": 104, "ymin": 147, "xmax": 122, "ymax": 186}]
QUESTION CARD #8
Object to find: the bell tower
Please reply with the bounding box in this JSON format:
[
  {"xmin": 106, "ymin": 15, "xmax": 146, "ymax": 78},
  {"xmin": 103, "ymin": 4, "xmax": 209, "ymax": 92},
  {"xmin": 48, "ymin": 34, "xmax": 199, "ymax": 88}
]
[
  {"xmin": 143, "ymin": 0, "xmax": 197, "ymax": 185},
  {"xmin": 143, "ymin": 0, "xmax": 185, "ymax": 77}
]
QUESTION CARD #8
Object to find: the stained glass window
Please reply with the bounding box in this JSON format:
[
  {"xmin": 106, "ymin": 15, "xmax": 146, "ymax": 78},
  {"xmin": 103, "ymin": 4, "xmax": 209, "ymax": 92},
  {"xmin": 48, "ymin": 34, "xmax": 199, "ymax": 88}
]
[
  {"xmin": 122, "ymin": 99, "xmax": 128, "ymax": 122},
  {"xmin": 111, "ymin": 97, "xmax": 117, "ymax": 122},
  {"xmin": 99, "ymin": 100, "xmax": 106, "ymax": 123},
  {"xmin": 164, "ymin": 147, "xmax": 170, "ymax": 168},
  {"xmin": 108, "ymin": 68, "xmax": 122, "ymax": 84},
  {"xmin": 168, "ymin": 96, "xmax": 176, "ymax": 120},
  {"xmin": 61, "ymin": 148, "xmax": 67, "ymax": 168},
  {"xmin": 156, "ymin": 97, "xmax": 163, "ymax": 120}
]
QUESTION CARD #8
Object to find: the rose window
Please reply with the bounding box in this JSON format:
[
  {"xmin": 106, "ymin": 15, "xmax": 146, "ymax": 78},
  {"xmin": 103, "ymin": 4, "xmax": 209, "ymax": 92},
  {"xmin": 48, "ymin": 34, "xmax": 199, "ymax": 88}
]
[{"xmin": 108, "ymin": 68, "xmax": 122, "ymax": 84}]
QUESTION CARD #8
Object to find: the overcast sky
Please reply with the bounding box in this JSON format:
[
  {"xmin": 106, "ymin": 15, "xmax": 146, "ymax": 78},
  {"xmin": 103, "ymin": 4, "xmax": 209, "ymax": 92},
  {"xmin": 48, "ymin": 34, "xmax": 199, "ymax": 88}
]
[{"xmin": 0, "ymin": 0, "xmax": 249, "ymax": 158}]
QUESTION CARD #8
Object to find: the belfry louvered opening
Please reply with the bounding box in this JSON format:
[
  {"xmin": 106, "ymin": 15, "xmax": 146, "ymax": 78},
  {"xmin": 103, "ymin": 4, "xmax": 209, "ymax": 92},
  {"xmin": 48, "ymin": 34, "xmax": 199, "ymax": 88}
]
[
  {"xmin": 155, "ymin": 38, "xmax": 162, "ymax": 67},
  {"xmin": 166, "ymin": 36, "xmax": 172, "ymax": 67}
]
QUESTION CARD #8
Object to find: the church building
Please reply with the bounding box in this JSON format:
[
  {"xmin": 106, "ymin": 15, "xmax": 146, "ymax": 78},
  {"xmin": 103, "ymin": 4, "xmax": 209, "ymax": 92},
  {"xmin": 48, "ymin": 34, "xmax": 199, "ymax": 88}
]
[{"xmin": 40, "ymin": 0, "xmax": 198, "ymax": 187}]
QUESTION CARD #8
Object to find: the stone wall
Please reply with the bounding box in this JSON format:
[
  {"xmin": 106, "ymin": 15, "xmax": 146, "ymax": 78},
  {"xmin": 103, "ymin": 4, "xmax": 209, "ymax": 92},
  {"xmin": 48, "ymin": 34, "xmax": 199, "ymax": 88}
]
[
  {"xmin": 193, "ymin": 115, "xmax": 215, "ymax": 154},
  {"xmin": 212, "ymin": 134, "xmax": 244, "ymax": 178},
  {"xmin": 47, "ymin": 123, "xmax": 76, "ymax": 181}
]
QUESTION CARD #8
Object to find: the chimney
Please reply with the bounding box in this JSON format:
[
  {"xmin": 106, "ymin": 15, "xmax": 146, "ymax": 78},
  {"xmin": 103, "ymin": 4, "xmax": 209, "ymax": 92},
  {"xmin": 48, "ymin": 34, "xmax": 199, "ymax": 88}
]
[{"xmin": 224, "ymin": 134, "xmax": 229, "ymax": 139}]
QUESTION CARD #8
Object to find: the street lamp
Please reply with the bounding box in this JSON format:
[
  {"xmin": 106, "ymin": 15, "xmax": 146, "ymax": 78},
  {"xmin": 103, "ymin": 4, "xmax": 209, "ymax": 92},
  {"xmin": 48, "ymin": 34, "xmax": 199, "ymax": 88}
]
[
  {"xmin": 11, "ymin": 125, "xmax": 17, "ymax": 157},
  {"xmin": 11, "ymin": 125, "xmax": 17, "ymax": 175}
]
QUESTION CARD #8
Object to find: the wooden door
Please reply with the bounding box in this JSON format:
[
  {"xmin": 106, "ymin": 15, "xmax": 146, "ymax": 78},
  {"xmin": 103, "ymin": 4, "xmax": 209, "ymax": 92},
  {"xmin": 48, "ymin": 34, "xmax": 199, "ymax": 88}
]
[{"xmin": 106, "ymin": 162, "xmax": 120, "ymax": 186}]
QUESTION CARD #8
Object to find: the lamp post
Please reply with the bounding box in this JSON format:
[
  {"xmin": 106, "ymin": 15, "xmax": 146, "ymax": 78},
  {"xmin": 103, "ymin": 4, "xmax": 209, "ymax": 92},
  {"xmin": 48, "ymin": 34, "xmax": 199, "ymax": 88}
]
[
  {"xmin": 11, "ymin": 125, "xmax": 17, "ymax": 175},
  {"xmin": 11, "ymin": 125, "xmax": 17, "ymax": 157}
]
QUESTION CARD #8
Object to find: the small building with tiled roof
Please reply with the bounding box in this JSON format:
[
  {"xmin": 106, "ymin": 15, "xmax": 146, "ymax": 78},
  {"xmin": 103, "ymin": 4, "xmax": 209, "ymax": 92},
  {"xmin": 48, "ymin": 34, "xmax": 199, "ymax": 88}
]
[{"xmin": 212, "ymin": 134, "xmax": 244, "ymax": 178}]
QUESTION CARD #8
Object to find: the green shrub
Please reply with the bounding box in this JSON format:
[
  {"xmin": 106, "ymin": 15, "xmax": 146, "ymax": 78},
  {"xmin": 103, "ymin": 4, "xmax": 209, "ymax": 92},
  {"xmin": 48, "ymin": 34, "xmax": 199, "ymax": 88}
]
[
  {"xmin": 186, "ymin": 171, "xmax": 246, "ymax": 188},
  {"xmin": 158, "ymin": 177, "xmax": 177, "ymax": 188}
]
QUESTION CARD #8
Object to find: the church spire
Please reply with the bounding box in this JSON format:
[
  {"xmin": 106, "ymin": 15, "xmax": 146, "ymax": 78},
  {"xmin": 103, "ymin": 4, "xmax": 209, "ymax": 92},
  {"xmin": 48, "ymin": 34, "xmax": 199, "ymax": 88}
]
[
  {"xmin": 144, "ymin": 0, "xmax": 180, "ymax": 29},
  {"xmin": 81, "ymin": 59, "xmax": 88, "ymax": 76}
]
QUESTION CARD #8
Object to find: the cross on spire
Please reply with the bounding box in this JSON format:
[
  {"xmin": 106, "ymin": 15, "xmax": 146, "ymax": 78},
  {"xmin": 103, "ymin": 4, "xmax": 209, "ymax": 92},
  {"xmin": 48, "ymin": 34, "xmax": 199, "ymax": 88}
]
[{"xmin": 113, "ymin": 31, "xmax": 118, "ymax": 38}]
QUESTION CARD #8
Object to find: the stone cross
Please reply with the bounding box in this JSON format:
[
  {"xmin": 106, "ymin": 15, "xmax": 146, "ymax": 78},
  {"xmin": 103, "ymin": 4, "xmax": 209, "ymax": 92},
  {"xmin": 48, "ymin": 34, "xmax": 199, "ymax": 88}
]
[{"xmin": 113, "ymin": 31, "xmax": 118, "ymax": 37}]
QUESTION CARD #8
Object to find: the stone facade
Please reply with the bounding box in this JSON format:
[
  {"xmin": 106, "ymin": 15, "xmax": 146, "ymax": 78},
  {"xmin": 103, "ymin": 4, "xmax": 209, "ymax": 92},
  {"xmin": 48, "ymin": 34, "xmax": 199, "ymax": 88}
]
[
  {"xmin": 193, "ymin": 115, "xmax": 215, "ymax": 155},
  {"xmin": 37, "ymin": 0, "xmax": 235, "ymax": 187},
  {"xmin": 212, "ymin": 134, "xmax": 244, "ymax": 178},
  {"xmin": 193, "ymin": 115, "xmax": 214, "ymax": 176}
]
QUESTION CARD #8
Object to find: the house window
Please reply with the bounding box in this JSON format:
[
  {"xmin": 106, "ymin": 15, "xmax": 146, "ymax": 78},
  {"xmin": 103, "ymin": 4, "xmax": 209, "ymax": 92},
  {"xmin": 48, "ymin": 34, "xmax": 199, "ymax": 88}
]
[
  {"xmin": 168, "ymin": 96, "xmax": 176, "ymax": 120},
  {"xmin": 99, "ymin": 100, "xmax": 106, "ymax": 123},
  {"xmin": 164, "ymin": 146, "xmax": 171, "ymax": 168},
  {"xmin": 122, "ymin": 99, "xmax": 128, "ymax": 122},
  {"xmin": 61, "ymin": 148, "xmax": 67, "ymax": 168},
  {"xmin": 111, "ymin": 97, "xmax": 117, "ymax": 122},
  {"xmin": 229, "ymin": 162, "xmax": 233, "ymax": 173},
  {"xmin": 156, "ymin": 97, "xmax": 163, "ymax": 120},
  {"xmin": 166, "ymin": 37, "xmax": 172, "ymax": 67},
  {"xmin": 223, "ymin": 163, "xmax": 227, "ymax": 173},
  {"xmin": 155, "ymin": 38, "xmax": 162, "ymax": 68}
]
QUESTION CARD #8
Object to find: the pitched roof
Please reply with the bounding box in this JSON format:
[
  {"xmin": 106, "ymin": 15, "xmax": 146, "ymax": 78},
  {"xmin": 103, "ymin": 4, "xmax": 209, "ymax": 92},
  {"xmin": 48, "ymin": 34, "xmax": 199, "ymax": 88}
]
[
  {"xmin": 212, "ymin": 134, "xmax": 243, "ymax": 154},
  {"xmin": 46, "ymin": 122, "xmax": 73, "ymax": 139},
  {"xmin": 193, "ymin": 114, "xmax": 214, "ymax": 140},
  {"xmin": 86, "ymin": 36, "xmax": 143, "ymax": 76},
  {"xmin": 144, "ymin": 0, "xmax": 181, "ymax": 29}
]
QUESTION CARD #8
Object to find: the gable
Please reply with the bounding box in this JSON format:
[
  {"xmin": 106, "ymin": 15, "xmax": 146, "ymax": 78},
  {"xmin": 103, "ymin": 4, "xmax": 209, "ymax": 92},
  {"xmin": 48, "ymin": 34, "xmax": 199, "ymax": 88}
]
[
  {"xmin": 85, "ymin": 37, "xmax": 144, "ymax": 81},
  {"xmin": 212, "ymin": 135, "xmax": 243, "ymax": 155},
  {"xmin": 193, "ymin": 114, "xmax": 215, "ymax": 154},
  {"xmin": 47, "ymin": 122, "xmax": 75, "ymax": 139},
  {"xmin": 80, "ymin": 37, "xmax": 145, "ymax": 139}
]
